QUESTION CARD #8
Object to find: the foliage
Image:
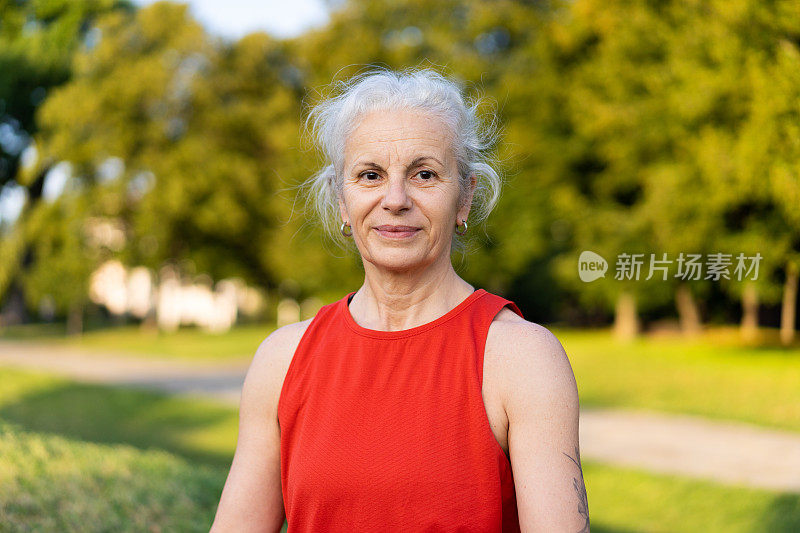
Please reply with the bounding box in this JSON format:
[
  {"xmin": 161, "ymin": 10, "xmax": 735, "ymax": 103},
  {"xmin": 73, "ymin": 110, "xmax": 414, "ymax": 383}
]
[
  {"xmin": 3, "ymin": 0, "xmax": 800, "ymax": 329},
  {"xmin": 0, "ymin": 0, "xmax": 132, "ymax": 313}
]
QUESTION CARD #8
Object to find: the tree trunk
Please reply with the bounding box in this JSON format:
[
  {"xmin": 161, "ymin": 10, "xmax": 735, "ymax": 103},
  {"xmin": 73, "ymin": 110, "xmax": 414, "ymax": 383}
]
[
  {"xmin": 0, "ymin": 164, "xmax": 52, "ymax": 325},
  {"xmin": 614, "ymin": 291, "xmax": 639, "ymax": 341},
  {"xmin": 675, "ymin": 283, "xmax": 701, "ymax": 336},
  {"xmin": 66, "ymin": 303, "xmax": 84, "ymax": 336},
  {"xmin": 0, "ymin": 283, "xmax": 28, "ymax": 326},
  {"xmin": 781, "ymin": 261, "xmax": 798, "ymax": 346},
  {"xmin": 140, "ymin": 311, "xmax": 158, "ymax": 332},
  {"xmin": 740, "ymin": 283, "xmax": 759, "ymax": 343}
]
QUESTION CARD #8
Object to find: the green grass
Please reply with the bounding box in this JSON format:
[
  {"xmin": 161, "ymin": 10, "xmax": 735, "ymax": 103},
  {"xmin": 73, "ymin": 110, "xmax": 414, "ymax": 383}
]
[
  {"xmin": 0, "ymin": 367, "xmax": 284, "ymax": 532},
  {"xmin": 583, "ymin": 461, "xmax": 800, "ymax": 532},
  {"xmin": 0, "ymin": 367, "xmax": 239, "ymax": 468},
  {"xmin": 0, "ymin": 420, "xmax": 226, "ymax": 532},
  {"xmin": 5, "ymin": 421, "xmax": 798, "ymax": 533},
  {"xmin": 1, "ymin": 366, "xmax": 800, "ymax": 532},
  {"xmin": 0, "ymin": 322, "xmax": 272, "ymax": 361},
  {"xmin": 0, "ymin": 322, "xmax": 71, "ymax": 339},
  {"xmin": 554, "ymin": 328, "xmax": 800, "ymax": 432}
]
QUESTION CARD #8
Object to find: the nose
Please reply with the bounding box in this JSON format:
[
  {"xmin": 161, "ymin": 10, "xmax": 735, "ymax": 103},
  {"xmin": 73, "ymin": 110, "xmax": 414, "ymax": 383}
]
[{"xmin": 380, "ymin": 174, "xmax": 412, "ymax": 213}]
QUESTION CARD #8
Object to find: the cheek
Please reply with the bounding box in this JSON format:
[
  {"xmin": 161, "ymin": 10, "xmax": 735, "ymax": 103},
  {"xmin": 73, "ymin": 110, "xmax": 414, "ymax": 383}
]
[{"xmin": 341, "ymin": 188, "xmax": 370, "ymax": 212}]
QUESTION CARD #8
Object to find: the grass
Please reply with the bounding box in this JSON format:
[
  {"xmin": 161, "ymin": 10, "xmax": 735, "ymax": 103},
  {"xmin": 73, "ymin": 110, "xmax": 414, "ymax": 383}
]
[
  {"xmin": 1, "ymin": 366, "xmax": 800, "ymax": 531},
  {"xmin": 583, "ymin": 461, "xmax": 800, "ymax": 532},
  {"xmin": 0, "ymin": 420, "xmax": 226, "ymax": 532},
  {"xmin": 0, "ymin": 366, "xmax": 281, "ymax": 532},
  {"xmin": 0, "ymin": 322, "xmax": 271, "ymax": 361},
  {"xmin": 554, "ymin": 327, "xmax": 800, "ymax": 432},
  {"xmin": 0, "ymin": 367, "xmax": 239, "ymax": 468}
]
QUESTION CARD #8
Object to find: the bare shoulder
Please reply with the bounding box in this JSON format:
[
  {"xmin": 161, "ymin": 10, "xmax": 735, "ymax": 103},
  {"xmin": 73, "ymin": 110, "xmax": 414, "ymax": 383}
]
[
  {"xmin": 254, "ymin": 318, "xmax": 313, "ymax": 366},
  {"xmin": 487, "ymin": 308, "xmax": 569, "ymax": 366},
  {"xmin": 241, "ymin": 318, "xmax": 314, "ymax": 412},
  {"xmin": 486, "ymin": 310, "xmax": 578, "ymax": 414}
]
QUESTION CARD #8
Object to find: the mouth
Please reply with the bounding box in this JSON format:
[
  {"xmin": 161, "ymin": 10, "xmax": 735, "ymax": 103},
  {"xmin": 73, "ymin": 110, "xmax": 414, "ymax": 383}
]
[{"xmin": 373, "ymin": 225, "xmax": 421, "ymax": 239}]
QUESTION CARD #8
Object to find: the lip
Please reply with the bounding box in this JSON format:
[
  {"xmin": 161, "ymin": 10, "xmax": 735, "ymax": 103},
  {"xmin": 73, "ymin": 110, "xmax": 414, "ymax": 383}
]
[{"xmin": 373, "ymin": 225, "xmax": 421, "ymax": 239}]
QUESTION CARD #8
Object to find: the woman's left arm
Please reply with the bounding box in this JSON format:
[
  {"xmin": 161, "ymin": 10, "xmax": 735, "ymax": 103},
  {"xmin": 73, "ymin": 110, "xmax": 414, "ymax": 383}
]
[{"xmin": 502, "ymin": 323, "xmax": 589, "ymax": 533}]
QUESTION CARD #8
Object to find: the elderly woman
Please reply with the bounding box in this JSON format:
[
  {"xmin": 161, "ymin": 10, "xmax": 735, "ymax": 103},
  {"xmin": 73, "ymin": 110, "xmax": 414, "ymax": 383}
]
[{"xmin": 211, "ymin": 68, "xmax": 587, "ymax": 532}]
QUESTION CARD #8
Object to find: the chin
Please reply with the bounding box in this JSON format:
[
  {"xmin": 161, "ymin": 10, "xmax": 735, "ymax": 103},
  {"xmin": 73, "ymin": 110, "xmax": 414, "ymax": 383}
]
[{"xmin": 363, "ymin": 247, "xmax": 431, "ymax": 272}]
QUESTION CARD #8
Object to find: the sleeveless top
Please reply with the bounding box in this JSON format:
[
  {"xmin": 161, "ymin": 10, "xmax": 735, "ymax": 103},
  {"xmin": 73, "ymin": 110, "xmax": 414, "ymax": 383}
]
[{"xmin": 278, "ymin": 288, "xmax": 525, "ymax": 532}]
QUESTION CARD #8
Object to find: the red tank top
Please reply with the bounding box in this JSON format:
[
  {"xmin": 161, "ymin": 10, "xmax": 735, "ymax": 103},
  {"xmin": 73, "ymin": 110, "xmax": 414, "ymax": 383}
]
[{"xmin": 278, "ymin": 288, "xmax": 524, "ymax": 532}]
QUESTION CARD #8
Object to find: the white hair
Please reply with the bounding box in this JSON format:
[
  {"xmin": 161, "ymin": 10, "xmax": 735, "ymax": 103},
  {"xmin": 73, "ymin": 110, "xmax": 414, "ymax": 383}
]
[{"xmin": 300, "ymin": 66, "xmax": 504, "ymax": 253}]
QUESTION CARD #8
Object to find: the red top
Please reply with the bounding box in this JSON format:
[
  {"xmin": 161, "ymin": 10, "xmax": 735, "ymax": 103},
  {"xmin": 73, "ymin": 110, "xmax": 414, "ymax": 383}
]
[{"xmin": 278, "ymin": 288, "xmax": 524, "ymax": 532}]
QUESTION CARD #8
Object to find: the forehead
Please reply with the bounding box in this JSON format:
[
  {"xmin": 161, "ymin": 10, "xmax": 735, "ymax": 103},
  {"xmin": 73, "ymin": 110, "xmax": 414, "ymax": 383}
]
[{"xmin": 344, "ymin": 108, "xmax": 455, "ymax": 164}]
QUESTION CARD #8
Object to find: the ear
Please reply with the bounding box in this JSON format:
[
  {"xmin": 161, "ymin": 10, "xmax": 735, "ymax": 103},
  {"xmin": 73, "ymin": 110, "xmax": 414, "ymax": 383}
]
[
  {"xmin": 457, "ymin": 174, "xmax": 477, "ymax": 222},
  {"xmin": 338, "ymin": 195, "xmax": 348, "ymax": 224}
]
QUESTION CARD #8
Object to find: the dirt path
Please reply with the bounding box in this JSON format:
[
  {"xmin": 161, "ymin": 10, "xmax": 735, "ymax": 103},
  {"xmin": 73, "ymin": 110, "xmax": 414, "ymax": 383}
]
[
  {"xmin": 2, "ymin": 339, "xmax": 799, "ymax": 494},
  {"xmin": 0, "ymin": 340, "xmax": 250, "ymax": 404}
]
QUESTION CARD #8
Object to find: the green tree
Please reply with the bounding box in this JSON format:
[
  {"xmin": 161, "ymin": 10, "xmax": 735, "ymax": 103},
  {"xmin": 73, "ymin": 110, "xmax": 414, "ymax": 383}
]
[
  {"xmin": 0, "ymin": 0, "xmax": 130, "ymax": 188},
  {"xmin": 0, "ymin": 0, "xmax": 129, "ymax": 323},
  {"xmin": 740, "ymin": 36, "xmax": 800, "ymax": 345},
  {"xmin": 539, "ymin": 0, "xmax": 798, "ymax": 338},
  {"xmin": 29, "ymin": 2, "xmax": 311, "ymax": 327}
]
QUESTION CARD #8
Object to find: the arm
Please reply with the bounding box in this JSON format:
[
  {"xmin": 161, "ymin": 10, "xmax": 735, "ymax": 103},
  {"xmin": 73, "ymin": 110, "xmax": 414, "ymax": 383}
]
[
  {"xmin": 503, "ymin": 323, "xmax": 588, "ymax": 533},
  {"xmin": 210, "ymin": 322, "xmax": 306, "ymax": 532}
]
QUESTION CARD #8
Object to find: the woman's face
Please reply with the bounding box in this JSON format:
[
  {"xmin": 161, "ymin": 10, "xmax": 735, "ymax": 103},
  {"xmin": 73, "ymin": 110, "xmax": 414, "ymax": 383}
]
[{"xmin": 339, "ymin": 108, "xmax": 474, "ymax": 272}]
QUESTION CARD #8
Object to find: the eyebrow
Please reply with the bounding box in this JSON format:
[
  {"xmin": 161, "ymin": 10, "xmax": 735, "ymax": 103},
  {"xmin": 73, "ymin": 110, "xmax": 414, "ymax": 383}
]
[{"xmin": 351, "ymin": 156, "xmax": 444, "ymax": 172}]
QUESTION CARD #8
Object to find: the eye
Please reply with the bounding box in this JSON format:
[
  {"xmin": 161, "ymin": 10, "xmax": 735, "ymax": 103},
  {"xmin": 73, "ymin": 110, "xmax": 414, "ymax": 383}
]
[
  {"xmin": 417, "ymin": 170, "xmax": 436, "ymax": 180},
  {"xmin": 360, "ymin": 171, "xmax": 380, "ymax": 181}
]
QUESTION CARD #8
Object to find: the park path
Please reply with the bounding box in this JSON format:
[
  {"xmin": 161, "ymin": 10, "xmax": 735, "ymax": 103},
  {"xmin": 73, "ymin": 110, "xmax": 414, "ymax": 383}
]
[{"xmin": 1, "ymin": 339, "xmax": 799, "ymax": 494}]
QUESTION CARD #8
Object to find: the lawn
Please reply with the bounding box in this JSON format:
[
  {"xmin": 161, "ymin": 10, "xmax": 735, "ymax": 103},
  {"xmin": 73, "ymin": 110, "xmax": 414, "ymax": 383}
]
[
  {"xmin": 0, "ymin": 322, "xmax": 272, "ymax": 361},
  {"xmin": 1, "ymin": 366, "xmax": 799, "ymax": 532},
  {"xmin": 554, "ymin": 327, "xmax": 800, "ymax": 432},
  {"xmin": 0, "ymin": 420, "xmax": 226, "ymax": 532},
  {"xmin": 0, "ymin": 367, "xmax": 238, "ymax": 467}
]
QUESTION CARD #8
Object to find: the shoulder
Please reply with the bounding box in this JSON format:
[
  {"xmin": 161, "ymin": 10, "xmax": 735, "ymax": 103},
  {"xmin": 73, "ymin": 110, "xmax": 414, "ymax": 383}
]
[
  {"xmin": 486, "ymin": 310, "xmax": 579, "ymax": 422},
  {"xmin": 487, "ymin": 308, "xmax": 568, "ymax": 367},
  {"xmin": 255, "ymin": 318, "xmax": 314, "ymax": 364},
  {"xmin": 240, "ymin": 318, "xmax": 314, "ymax": 412},
  {"xmin": 247, "ymin": 296, "xmax": 342, "ymax": 386}
]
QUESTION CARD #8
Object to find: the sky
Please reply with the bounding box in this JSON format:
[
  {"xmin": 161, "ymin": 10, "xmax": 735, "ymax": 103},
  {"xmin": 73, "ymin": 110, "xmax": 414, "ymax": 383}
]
[
  {"xmin": 132, "ymin": 0, "xmax": 330, "ymax": 41},
  {"xmin": 0, "ymin": 1, "xmax": 330, "ymax": 226}
]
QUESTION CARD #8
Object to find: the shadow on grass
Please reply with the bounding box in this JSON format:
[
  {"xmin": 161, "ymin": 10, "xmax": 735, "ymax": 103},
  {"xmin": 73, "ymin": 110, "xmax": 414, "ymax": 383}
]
[
  {"xmin": 0, "ymin": 318, "xmax": 138, "ymax": 339},
  {"xmin": 586, "ymin": 525, "xmax": 640, "ymax": 533},
  {"xmin": 761, "ymin": 492, "xmax": 800, "ymax": 532},
  {"xmin": 0, "ymin": 380, "xmax": 238, "ymax": 468}
]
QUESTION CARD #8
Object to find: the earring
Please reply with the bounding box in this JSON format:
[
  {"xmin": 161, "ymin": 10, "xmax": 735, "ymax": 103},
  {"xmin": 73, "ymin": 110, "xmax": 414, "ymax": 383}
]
[
  {"xmin": 455, "ymin": 219, "xmax": 468, "ymax": 235},
  {"xmin": 340, "ymin": 221, "xmax": 353, "ymax": 237}
]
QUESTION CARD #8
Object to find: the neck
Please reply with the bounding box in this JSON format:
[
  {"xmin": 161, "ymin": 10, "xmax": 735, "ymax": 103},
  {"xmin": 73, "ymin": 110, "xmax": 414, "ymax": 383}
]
[{"xmin": 350, "ymin": 253, "xmax": 474, "ymax": 332}]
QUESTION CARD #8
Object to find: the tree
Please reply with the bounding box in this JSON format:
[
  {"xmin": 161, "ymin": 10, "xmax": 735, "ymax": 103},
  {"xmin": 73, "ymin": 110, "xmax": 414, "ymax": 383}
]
[
  {"xmin": 28, "ymin": 2, "xmax": 312, "ymax": 326},
  {"xmin": 740, "ymin": 36, "xmax": 800, "ymax": 345},
  {"xmin": 539, "ymin": 0, "xmax": 798, "ymax": 339},
  {"xmin": 0, "ymin": 0, "xmax": 130, "ymax": 323}
]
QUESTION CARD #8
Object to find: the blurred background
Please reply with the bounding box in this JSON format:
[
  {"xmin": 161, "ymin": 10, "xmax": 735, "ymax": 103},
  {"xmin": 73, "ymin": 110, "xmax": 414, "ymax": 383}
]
[{"xmin": 1, "ymin": 0, "xmax": 799, "ymax": 531}]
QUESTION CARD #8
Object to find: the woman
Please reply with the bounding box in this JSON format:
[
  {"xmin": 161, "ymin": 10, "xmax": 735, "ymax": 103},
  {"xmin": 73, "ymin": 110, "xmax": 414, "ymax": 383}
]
[{"xmin": 211, "ymin": 68, "xmax": 588, "ymax": 532}]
